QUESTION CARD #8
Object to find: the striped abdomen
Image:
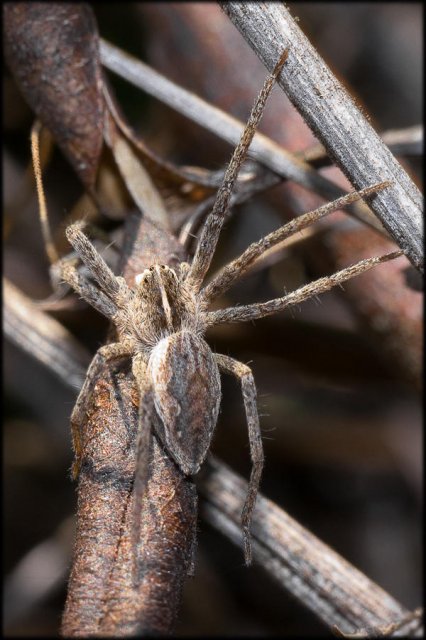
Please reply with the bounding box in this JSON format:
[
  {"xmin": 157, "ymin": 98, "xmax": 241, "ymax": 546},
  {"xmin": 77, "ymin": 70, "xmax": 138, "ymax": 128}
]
[{"xmin": 148, "ymin": 331, "xmax": 221, "ymax": 475}]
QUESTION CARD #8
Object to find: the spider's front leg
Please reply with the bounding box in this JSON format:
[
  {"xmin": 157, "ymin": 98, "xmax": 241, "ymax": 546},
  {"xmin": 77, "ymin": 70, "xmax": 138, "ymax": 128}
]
[
  {"xmin": 215, "ymin": 353, "xmax": 263, "ymax": 565},
  {"xmin": 186, "ymin": 49, "xmax": 289, "ymax": 293},
  {"xmin": 201, "ymin": 182, "xmax": 392, "ymax": 304},
  {"xmin": 71, "ymin": 340, "xmax": 134, "ymax": 479}
]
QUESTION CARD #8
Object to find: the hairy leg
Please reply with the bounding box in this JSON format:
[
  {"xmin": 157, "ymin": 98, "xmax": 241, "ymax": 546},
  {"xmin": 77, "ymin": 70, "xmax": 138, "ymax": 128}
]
[
  {"xmin": 205, "ymin": 250, "xmax": 403, "ymax": 327},
  {"xmin": 215, "ymin": 353, "xmax": 263, "ymax": 565},
  {"xmin": 58, "ymin": 260, "xmax": 119, "ymax": 320},
  {"xmin": 202, "ymin": 182, "xmax": 391, "ymax": 303},
  {"xmin": 65, "ymin": 222, "xmax": 131, "ymax": 308},
  {"xmin": 186, "ymin": 49, "xmax": 289, "ymax": 294},
  {"xmin": 131, "ymin": 354, "xmax": 154, "ymax": 585},
  {"xmin": 71, "ymin": 340, "xmax": 134, "ymax": 479}
]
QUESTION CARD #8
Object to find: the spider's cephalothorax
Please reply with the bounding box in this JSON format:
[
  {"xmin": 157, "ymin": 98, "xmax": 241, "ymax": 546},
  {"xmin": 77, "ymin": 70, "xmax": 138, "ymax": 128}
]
[
  {"xmin": 59, "ymin": 47, "xmax": 401, "ymax": 569},
  {"xmin": 132, "ymin": 264, "xmax": 202, "ymax": 342},
  {"xmin": 120, "ymin": 263, "xmax": 221, "ymax": 476}
]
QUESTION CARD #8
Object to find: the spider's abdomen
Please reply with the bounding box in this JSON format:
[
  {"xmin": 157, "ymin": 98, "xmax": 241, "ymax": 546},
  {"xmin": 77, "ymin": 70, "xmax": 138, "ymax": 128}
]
[{"xmin": 148, "ymin": 330, "xmax": 221, "ymax": 476}]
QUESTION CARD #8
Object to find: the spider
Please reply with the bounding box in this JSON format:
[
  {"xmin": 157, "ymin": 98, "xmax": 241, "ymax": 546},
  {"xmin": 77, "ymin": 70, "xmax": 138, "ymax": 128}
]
[{"xmin": 58, "ymin": 49, "xmax": 401, "ymax": 567}]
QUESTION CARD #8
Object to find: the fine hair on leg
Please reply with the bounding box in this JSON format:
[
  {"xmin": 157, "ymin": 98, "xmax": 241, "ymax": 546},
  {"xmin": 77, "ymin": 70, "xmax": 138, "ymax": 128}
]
[
  {"xmin": 65, "ymin": 222, "xmax": 131, "ymax": 305},
  {"xmin": 58, "ymin": 260, "xmax": 119, "ymax": 320},
  {"xmin": 186, "ymin": 49, "xmax": 289, "ymax": 293},
  {"xmin": 202, "ymin": 181, "xmax": 391, "ymax": 303},
  {"xmin": 215, "ymin": 353, "xmax": 263, "ymax": 565},
  {"xmin": 205, "ymin": 250, "xmax": 403, "ymax": 327}
]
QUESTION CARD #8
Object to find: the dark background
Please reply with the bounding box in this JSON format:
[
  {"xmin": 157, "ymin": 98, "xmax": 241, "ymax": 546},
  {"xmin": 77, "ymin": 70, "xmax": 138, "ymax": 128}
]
[{"xmin": 4, "ymin": 3, "xmax": 422, "ymax": 636}]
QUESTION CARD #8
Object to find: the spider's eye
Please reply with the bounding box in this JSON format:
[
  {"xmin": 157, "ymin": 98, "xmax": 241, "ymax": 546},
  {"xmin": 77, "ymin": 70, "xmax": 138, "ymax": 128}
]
[{"xmin": 135, "ymin": 272, "xmax": 146, "ymax": 286}]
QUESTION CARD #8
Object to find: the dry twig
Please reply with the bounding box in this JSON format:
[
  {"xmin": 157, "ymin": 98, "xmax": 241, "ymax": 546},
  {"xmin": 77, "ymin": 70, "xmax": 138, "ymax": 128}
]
[
  {"xmin": 220, "ymin": 2, "xmax": 423, "ymax": 273},
  {"xmin": 3, "ymin": 278, "xmax": 90, "ymax": 389},
  {"xmin": 199, "ymin": 457, "xmax": 422, "ymax": 636},
  {"xmin": 299, "ymin": 125, "xmax": 423, "ymax": 168}
]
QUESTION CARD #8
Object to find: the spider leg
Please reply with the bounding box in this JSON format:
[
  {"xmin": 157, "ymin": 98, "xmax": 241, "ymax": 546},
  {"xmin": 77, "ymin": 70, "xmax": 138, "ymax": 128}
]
[
  {"xmin": 185, "ymin": 49, "xmax": 289, "ymax": 294},
  {"xmin": 71, "ymin": 340, "xmax": 134, "ymax": 479},
  {"xmin": 202, "ymin": 182, "xmax": 391, "ymax": 304},
  {"xmin": 215, "ymin": 353, "xmax": 263, "ymax": 566},
  {"xmin": 58, "ymin": 259, "xmax": 119, "ymax": 320},
  {"xmin": 65, "ymin": 221, "xmax": 131, "ymax": 307},
  {"xmin": 130, "ymin": 354, "xmax": 154, "ymax": 586},
  {"xmin": 204, "ymin": 250, "xmax": 403, "ymax": 327}
]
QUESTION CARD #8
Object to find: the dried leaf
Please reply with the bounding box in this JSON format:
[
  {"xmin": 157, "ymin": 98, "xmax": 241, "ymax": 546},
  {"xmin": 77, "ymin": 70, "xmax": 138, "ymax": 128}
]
[
  {"xmin": 4, "ymin": 2, "xmax": 104, "ymax": 191},
  {"xmin": 103, "ymin": 110, "xmax": 170, "ymax": 230},
  {"xmin": 102, "ymin": 82, "xmax": 225, "ymax": 231}
]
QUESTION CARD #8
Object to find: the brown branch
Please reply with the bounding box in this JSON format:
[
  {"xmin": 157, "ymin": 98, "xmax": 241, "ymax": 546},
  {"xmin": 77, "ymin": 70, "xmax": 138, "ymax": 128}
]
[
  {"xmin": 62, "ymin": 369, "xmax": 197, "ymax": 636},
  {"xmin": 199, "ymin": 457, "xmax": 423, "ymax": 636},
  {"xmin": 60, "ymin": 216, "xmax": 198, "ymax": 636},
  {"xmin": 219, "ymin": 2, "xmax": 423, "ymax": 273},
  {"xmin": 4, "ymin": 258, "xmax": 197, "ymax": 635}
]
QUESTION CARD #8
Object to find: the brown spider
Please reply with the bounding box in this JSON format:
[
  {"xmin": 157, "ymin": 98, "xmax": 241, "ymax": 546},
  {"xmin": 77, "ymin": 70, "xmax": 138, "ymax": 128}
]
[{"xmin": 58, "ymin": 49, "xmax": 401, "ymax": 568}]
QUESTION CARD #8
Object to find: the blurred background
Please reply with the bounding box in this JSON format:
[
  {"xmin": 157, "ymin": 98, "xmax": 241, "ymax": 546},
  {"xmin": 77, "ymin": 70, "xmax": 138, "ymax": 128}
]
[{"xmin": 3, "ymin": 3, "xmax": 422, "ymax": 636}]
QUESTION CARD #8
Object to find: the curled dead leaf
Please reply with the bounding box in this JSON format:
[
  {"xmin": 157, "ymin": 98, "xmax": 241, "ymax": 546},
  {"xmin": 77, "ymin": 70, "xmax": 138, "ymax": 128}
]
[{"xmin": 4, "ymin": 2, "xmax": 104, "ymax": 191}]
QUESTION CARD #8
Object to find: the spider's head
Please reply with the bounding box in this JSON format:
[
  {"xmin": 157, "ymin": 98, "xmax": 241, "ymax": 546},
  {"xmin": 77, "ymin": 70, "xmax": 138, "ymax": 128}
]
[
  {"xmin": 134, "ymin": 264, "xmax": 179, "ymax": 295},
  {"xmin": 132, "ymin": 265, "xmax": 192, "ymax": 340}
]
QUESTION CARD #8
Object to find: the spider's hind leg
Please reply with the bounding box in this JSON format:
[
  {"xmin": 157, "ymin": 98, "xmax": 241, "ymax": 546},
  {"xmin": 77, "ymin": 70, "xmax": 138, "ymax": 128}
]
[
  {"xmin": 215, "ymin": 353, "xmax": 263, "ymax": 565},
  {"xmin": 131, "ymin": 354, "xmax": 155, "ymax": 586}
]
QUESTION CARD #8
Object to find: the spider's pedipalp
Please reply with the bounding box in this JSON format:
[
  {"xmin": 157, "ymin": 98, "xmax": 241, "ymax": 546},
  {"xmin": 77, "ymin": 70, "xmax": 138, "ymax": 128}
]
[
  {"xmin": 205, "ymin": 250, "xmax": 403, "ymax": 327},
  {"xmin": 202, "ymin": 181, "xmax": 392, "ymax": 304},
  {"xmin": 65, "ymin": 222, "xmax": 131, "ymax": 307},
  {"xmin": 58, "ymin": 259, "xmax": 119, "ymax": 320},
  {"xmin": 185, "ymin": 49, "xmax": 289, "ymax": 294}
]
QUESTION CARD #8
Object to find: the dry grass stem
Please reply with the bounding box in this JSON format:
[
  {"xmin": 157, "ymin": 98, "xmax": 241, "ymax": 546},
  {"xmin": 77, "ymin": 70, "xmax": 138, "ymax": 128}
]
[
  {"xmin": 4, "ymin": 278, "xmax": 90, "ymax": 389},
  {"xmin": 299, "ymin": 125, "xmax": 423, "ymax": 167},
  {"xmin": 199, "ymin": 457, "xmax": 423, "ymax": 635}
]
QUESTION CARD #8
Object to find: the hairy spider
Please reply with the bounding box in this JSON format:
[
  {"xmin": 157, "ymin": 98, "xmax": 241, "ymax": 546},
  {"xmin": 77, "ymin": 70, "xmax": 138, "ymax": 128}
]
[{"xmin": 59, "ymin": 49, "xmax": 401, "ymax": 568}]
